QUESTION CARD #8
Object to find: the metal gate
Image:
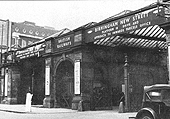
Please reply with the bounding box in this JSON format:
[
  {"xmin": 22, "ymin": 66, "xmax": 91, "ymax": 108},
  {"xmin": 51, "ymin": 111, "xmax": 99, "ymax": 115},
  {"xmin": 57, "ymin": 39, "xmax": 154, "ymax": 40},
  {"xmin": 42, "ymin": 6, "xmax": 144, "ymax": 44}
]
[{"xmin": 55, "ymin": 60, "xmax": 74, "ymax": 108}]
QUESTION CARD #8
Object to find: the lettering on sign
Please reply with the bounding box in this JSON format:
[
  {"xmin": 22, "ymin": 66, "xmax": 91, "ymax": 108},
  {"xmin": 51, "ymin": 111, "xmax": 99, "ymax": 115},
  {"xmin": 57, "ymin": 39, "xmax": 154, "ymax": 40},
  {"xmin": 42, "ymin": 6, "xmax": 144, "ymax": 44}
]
[
  {"xmin": 74, "ymin": 60, "xmax": 80, "ymax": 94},
  {"xmin": 55, "ymin": 36, "xmax": 73, "ymax": 49},
  {"xmin": 85, "ymin": 8, "xmax": 165, "ymax": 42},
  {"xmin": 16, "ymin": 43, "xmax": 44, "ymax": 60},
  {"xmin": 45, "ymin": 66, "xmax": 50, "ymax": 95}
]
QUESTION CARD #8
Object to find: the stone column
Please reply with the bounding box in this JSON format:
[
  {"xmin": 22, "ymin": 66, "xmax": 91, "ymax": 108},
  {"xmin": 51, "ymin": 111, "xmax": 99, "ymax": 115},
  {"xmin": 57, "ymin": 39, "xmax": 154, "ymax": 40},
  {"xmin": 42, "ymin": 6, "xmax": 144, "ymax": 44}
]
[
  {"xmin": 2, "ymin": 66, "xmax": 20, "ymax": 104},
  {"xmin": 166, "ymin": 34, "xmax": 170, "ymax": 84},
  {"xmin": 72, "ymin": 59, "xmax": 81, "ymax": 110},
  {"xmin": 43, "ymin": 58, "xmax": 54, "ymax": 108}
]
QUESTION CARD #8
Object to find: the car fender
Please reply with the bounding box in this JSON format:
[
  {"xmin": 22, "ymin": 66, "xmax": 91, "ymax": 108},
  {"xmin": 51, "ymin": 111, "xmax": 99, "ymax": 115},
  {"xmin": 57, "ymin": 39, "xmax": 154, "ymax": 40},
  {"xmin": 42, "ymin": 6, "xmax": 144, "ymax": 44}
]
[{"xmin": 135, "ymin": 107, "xmax": 159, "ymax": 119}]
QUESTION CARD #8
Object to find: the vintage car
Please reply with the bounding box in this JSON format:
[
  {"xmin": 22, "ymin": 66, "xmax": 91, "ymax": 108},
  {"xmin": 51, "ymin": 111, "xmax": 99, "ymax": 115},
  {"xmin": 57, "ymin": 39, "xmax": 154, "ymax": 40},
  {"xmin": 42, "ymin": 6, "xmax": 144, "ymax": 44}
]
[{"xmin": 135, "ymin": 84, "xmax": 170, "ymax": 119}]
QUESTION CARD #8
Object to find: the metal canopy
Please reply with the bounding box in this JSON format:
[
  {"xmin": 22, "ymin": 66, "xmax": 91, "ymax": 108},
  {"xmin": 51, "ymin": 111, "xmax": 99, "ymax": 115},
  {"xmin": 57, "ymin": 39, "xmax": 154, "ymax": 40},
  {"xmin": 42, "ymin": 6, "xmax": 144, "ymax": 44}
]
[{"xmin": 92, "ymin": 25, "xmax": 167, "ymax": 49}]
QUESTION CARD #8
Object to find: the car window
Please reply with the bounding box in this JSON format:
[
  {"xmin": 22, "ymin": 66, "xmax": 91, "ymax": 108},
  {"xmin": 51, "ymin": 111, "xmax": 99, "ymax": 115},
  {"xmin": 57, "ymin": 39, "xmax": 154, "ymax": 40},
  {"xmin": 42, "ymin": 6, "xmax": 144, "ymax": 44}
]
[{"xmin": 146, "ymin": 90, "xmax": 161, "ymax": 102}]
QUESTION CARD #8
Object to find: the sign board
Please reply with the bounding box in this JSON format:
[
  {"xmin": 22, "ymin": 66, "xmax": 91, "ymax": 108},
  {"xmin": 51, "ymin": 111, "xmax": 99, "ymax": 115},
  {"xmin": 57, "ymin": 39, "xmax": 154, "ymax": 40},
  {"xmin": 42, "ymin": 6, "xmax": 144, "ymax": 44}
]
[
  {"xmin": 74, "ymin": 60, "xmax": 80, "ymax": 94},
  {"xmin": 45, "ymin": 66, "xmax": 50, "ymax": 95},
  {"xmin": 15, "ymin": 43, "xmax": 44, "ymax": 60},
  {"xmin": 85, "ymin": 8, "xmax": 166, "ymax": 43},
  {"xmin": 54, "ymin": 34, "xmax": 74, "ymax": 52},
  {"xmin": 45, "ymin": 58, "xmax": 51, "ymax": 95},
  {"xmin": 5, "ymin": 72, "xmax": 8, "ymax": 96}
]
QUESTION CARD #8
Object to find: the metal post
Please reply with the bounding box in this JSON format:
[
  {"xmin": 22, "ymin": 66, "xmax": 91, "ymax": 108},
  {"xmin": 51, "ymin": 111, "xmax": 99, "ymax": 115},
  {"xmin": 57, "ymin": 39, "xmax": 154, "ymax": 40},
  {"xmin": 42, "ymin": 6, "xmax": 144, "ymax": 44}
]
[{"xmin": 124, "ymin": 53, "xmax": 129, "ymax": 112}]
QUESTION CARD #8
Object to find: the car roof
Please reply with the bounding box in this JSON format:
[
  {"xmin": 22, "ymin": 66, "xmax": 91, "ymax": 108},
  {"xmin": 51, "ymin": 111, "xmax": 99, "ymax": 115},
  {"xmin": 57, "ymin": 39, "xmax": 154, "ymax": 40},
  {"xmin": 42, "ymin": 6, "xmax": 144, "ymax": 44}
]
[{"xmin": 144, "ymin": 84, "xmax": 170, "ymax": 92}]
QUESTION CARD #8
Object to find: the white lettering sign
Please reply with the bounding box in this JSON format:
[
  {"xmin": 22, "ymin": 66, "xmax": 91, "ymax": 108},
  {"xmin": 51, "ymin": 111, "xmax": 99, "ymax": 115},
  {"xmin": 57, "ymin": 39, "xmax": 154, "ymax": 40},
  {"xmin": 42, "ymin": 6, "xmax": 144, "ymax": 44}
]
[
  {"xmin": 74, "ymin": 61, "xmax": 80, "ymax": 94},
  {"xmin": 5, "ymin": 73, "xmax": 8, "ymax": 96},
  {"xmin": 45, "ymin": 67, "xmax": 50, "ymax": 95}
]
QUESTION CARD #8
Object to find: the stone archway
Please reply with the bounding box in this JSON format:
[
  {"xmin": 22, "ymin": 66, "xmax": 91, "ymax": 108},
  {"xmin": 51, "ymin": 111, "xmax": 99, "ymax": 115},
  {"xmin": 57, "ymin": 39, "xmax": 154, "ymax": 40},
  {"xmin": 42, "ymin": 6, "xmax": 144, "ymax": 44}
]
[{"xmin": 55, "ymin": 60, "xmax": 74, "ymax": 108}]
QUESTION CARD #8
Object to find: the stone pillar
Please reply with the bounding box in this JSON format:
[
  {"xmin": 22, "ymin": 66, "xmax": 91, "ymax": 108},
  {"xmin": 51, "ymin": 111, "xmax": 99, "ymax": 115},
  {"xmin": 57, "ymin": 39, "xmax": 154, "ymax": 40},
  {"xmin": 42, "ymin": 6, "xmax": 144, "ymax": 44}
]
[
  {"xmin": 43, "ymin": 58, "xmax": 54, "ymax": 108},
  {"xmin": 72, "ymin": 60, "xmax": 81, "ymax": 110},
  {"xmin": 2, "ymin": 68, "xmax": 9, "ymax": 104},
  {"xmin": 72, "ymin": 51, "xmax": 93, "ymax": 111},
  {"xmin": 166, "ymin": 34, "xmax": 170, "ymax": 84},
  {"xmin": 2, "ymin": 66, "xmax": 20, "ymax": 104}
]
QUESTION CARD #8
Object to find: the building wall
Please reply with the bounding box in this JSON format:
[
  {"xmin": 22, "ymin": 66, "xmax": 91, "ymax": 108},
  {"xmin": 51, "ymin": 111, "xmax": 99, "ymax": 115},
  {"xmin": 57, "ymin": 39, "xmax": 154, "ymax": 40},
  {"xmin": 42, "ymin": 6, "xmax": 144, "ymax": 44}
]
[
  {"xmin": 82, "ymin": 45, "xmax": 168, "ymax": 111},
  {"xmin": 10, "ymin": 21, "xmax": 57, "ymax": 50},
  {"xmin": 0, "ymin": 20, "xmax": 10, "ymax": 53}
]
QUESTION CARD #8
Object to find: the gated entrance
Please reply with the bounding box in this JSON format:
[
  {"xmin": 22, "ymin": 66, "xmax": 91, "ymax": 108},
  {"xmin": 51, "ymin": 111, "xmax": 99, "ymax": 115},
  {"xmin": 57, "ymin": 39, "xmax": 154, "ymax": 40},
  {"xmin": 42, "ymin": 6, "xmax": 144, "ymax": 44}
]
[{"xmin": 55, "ymin": 60, "xmax": 74, "ymax": 108}]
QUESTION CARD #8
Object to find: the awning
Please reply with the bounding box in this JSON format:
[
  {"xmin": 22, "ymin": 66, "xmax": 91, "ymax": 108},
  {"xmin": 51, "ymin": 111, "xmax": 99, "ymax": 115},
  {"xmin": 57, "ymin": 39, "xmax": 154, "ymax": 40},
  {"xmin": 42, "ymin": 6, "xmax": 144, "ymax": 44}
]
[
  {"xmin": 84, "ymin": 3, "xmax": 169, "ymax": 50},
  {"xmin": 93, "ymin": 25, "xmax": 166, "ymax": 49}
]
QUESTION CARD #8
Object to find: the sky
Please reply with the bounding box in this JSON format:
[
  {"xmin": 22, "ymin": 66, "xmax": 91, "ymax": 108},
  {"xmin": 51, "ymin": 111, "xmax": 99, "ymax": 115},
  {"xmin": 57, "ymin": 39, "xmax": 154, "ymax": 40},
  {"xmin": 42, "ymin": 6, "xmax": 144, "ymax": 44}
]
[{"xmin": 0, "ymin": 0, "xmax": 157, "ymax": 30}]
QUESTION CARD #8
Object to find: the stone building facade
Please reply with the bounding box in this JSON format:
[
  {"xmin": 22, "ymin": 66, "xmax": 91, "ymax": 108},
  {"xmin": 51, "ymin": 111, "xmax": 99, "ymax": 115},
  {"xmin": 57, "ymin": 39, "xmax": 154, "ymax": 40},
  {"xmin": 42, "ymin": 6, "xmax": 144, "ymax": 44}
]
[{"xmin": 1, "ymin": 3, "xmax": 170, "ymax": 112}]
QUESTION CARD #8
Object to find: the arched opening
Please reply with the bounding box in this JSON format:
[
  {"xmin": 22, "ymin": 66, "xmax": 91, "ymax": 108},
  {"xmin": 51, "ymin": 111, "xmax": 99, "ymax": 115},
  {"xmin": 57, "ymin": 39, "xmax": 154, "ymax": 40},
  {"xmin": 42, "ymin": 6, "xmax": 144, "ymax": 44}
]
[{"xmin": 55, "ymin": 60, "xmax": 74, "ymax": 108}]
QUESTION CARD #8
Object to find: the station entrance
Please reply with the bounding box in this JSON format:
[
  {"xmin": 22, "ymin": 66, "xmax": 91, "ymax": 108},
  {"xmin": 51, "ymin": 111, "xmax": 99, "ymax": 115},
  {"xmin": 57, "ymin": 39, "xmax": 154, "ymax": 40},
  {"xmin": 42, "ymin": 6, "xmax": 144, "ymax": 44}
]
[
  {"xmin": 55, "ymin": 60, "xmax": 74, "ymax": 108},
  {"xmin": 2, "ymin": 1, "xmax": 170, "ymax": 112}
]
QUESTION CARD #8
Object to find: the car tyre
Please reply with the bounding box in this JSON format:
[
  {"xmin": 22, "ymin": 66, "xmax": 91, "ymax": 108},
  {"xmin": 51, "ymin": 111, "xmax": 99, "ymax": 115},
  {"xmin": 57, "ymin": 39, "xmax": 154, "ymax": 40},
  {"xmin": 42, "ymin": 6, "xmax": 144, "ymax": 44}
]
[{"xmin": 139, "ymin": 113, "xmax": 153, "ymax": 119}]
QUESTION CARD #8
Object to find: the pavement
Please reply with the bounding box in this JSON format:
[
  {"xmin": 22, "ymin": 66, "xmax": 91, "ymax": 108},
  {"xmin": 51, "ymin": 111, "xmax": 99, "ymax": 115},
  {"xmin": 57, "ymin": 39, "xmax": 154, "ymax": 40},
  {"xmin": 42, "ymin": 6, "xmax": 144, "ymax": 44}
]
[{"xmin": 0, "ymin": 104, "xmax": 137, "ymax": 118}]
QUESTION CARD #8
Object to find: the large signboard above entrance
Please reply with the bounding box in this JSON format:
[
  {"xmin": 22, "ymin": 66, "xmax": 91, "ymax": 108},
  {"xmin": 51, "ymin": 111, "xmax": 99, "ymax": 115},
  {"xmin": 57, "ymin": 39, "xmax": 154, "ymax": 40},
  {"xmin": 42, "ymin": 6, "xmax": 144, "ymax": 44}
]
[
  {"xmin": 85, "ymin": 8, "xmax": 166, "ymax": 42},
  {"xmin": 54, "ymin": 34, "xmax": 74, "ymax": 52}
]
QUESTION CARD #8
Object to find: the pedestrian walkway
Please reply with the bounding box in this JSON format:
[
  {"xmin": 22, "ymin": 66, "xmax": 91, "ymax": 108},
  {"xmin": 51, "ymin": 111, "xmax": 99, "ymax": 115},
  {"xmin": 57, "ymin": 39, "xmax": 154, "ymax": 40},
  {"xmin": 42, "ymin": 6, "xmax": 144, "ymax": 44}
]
[
  {"xmin": 0, "ymin": 104, "xmax": 77, "ymax": 114},
  {"xmin": 0, "ymin": 104, "xmax": 137, "ymax": 118}
]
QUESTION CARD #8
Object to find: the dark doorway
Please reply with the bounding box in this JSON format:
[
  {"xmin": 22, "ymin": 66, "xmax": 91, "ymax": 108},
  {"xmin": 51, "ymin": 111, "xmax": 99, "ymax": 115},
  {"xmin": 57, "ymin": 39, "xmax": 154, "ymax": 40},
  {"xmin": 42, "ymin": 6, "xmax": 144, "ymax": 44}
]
[
  {"xmin": 17, "ymin": 57, "xmax": 45, "ymax": 105},
  {"xmin": 55, "ymin": 60, "xmax": 74, "ymax": 108}
]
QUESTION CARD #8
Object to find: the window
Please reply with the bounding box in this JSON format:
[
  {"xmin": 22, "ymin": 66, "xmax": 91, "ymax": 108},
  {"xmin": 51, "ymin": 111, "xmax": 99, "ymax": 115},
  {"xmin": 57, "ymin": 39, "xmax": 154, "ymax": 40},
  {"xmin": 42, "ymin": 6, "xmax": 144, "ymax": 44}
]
[
  {"xmin": 11, "ymin": 37, "xmax": 16, "ymax": 45},
  {"xmin": 146, "ymin": 90, "xmax": 161, "ymax": 102},
  {"xmin": 22, "ymin": 39, "xmax": 26, "ymax": 47}
]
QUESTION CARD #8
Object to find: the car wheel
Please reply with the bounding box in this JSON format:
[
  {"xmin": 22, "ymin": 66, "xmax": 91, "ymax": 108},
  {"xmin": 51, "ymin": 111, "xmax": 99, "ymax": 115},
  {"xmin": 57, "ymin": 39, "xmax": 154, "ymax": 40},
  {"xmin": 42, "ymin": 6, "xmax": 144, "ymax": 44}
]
[{"xmin": 139, "ymin": 113, "xmax": 153, "ymax": 119}]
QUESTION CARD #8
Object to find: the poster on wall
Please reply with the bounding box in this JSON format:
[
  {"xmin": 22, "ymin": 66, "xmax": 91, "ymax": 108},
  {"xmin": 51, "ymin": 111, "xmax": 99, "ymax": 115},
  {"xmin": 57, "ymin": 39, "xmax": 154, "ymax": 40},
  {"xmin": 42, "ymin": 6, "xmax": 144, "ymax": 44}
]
[
  {"xmin": 74, "ymin": 60, "xmax": 80, "ymax": 94},
  {"xmin": 5, "ymin": 73, "xmax": 8, "ymax": 96},
  {"xmin": 45, "ymin": 66, "xmax": 50, "ymax": 95}
]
